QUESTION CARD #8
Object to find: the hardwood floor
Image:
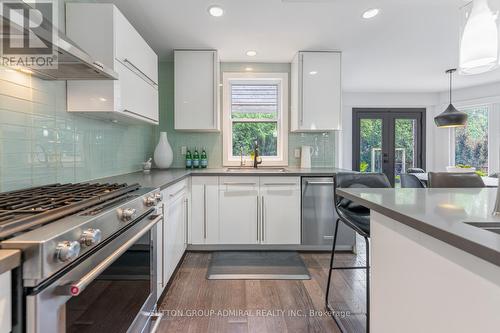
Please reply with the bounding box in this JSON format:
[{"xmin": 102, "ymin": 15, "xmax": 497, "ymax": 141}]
[{"xmin": 158, "ymin": 251, "xmax": 367, "ymax": 333}]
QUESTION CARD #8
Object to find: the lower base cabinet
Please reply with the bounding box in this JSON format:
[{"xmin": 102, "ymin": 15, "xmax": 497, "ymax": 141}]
[
  {"xmin": 190, "ymin": 176, "xmax": 301, "ymax": 245},
  {"xmin": 260, "ymin": 177, "xmax": 301, "ymax": 244},
  {"xmin": 157, "ymin": 180, "xmax": 189, "ymax": 298},
  {"xmin": 0, "ymin": 270, "xmax": 11, "ymax": 333},
  {"xmin": 219, "ymin": 177, "xmax": 259, "ymax": 244}
]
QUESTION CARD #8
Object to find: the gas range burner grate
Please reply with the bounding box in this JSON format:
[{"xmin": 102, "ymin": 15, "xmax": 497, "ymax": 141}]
[{"xmin": 0, "ymin": 182, "xmax": 140, "ymax": 239}]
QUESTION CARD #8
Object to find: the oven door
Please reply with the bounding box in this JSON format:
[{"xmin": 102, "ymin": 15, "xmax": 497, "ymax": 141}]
[{"xmin": 26, "ymin": 212, "xmax": 161, "ymax": 333}]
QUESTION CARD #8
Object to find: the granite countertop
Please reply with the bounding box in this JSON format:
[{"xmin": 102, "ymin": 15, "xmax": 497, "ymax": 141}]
[
  {"xmin": 93, "ymin": 167, "xmax": 350, "ymax": 190},
  {"xmin": 337, "ymin": 188, "xmax": 500, "ymax": 267},
  {"xmin": 0, "ymin": 249, "xmax": 21, "ymax": 274}
]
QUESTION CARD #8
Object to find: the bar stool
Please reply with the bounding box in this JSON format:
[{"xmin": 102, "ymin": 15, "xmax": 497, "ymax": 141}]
[
  {"xmin": 325, "ymin": 172, "xmax": 391, "ymax": 333},
  {"xmin": 401, "ymin": 173, "xmax": 426, "ymax": 188}
]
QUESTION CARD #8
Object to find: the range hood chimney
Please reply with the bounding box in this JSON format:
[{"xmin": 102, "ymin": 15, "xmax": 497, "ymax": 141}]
[{"xmin": 0, "ymin": 0, "xmax": 117, "ymax": 80}]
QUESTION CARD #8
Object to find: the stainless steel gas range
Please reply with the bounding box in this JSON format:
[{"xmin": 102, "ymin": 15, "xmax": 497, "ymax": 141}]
[{"xmin": 0, "ymin": 182, "xmax": 163, "ymax": 333}]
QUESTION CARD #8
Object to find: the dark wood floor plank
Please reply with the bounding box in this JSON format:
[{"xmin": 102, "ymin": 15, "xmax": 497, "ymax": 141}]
[{"xmin": 158, "ymin": 251, "xmax": 365, "ymax": 333}]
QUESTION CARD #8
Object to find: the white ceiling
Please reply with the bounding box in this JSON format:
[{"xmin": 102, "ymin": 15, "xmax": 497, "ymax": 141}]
[{"xmin": 98, "ymin": 0, "xmax": 500, "ymax": 92}]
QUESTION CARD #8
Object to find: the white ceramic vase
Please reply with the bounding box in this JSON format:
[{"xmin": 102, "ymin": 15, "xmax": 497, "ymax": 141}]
[{"xmin": 154, "ymin": 132, "xmax": 173, "ymax": 169}]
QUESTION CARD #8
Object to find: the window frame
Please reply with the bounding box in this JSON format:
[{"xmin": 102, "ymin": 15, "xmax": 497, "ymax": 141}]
[
  {"xmin": 222, "ymin": 72, "xmax": 289, "ymax": 166},
  {"xmin": 449, "ymin": 103, "xmax": 494, "ymax": 173}
]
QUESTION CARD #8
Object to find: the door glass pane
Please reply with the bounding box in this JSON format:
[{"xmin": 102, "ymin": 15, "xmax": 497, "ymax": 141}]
[
  {"xmin": 395, "ymin": 119, "xmax": 417, "ymax": 187},
  {"xmin": 359, "ymin": 119, "xmax": 383, "ymax": 173}
]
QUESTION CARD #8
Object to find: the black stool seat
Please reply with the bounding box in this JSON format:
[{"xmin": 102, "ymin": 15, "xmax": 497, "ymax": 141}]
[{"xmin": 337, "ymin": 207, "xmax": 370, "ymax": 235}]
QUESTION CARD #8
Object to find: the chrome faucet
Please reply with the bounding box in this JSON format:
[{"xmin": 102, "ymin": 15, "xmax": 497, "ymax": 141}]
[
  {"xmin": 253, "ymin": 140, "xmax": 263, "ymax": 168},
  {"xmin": 240, "ymin": 145, "xmax": 245, "ymax": 167},
  {"xmin": 493, "ymin": 185, "xmax": 500, "ymax": 216}
]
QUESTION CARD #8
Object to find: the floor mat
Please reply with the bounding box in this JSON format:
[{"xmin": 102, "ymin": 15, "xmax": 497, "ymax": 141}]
[{"xmin": 207, "ymin": 251, "xmax": 311, "ymax": 280}]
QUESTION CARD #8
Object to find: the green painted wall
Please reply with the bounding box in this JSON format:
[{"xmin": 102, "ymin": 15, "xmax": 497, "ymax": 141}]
[{"xmin": 157, "ymin": 61, "xmax": 336, "ymax": 168}]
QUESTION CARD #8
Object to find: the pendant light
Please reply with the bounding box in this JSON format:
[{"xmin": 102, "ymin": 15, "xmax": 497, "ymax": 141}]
[
  {"xmin": 459, "ymin": 0, "xmax": 499, "ymax": 75},
  {"xmin": 434, "ymin": 69, "xmax": 468, "ymax": 128}
]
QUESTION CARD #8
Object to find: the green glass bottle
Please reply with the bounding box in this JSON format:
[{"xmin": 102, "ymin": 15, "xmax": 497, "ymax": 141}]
[
  {"xmin": 185, "ymin": 149, "xmax": 192, "ymax": 169},
  {"xmin": 193, "ymin": 148, "xmax": 200, "ymax": 168},
  {"xmin": 201, "ymin": 148, "xmax": 208, "ymax": 168}
]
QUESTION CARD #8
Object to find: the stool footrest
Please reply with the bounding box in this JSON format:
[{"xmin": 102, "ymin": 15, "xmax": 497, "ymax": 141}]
[{"xmin": 331, "ymin": 266, "xmax": 368, "ymax": 270}]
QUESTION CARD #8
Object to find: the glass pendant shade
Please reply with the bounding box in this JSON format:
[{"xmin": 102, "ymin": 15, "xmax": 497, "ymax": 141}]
[{"xmin": 459, "ymin": 0, "xmax": 499, "ymax": 75}]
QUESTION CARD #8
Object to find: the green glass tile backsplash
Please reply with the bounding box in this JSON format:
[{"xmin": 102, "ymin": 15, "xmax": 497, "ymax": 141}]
[{"xmin": 0, "ymin": 69, "xmax": 155, "ymax": 192}]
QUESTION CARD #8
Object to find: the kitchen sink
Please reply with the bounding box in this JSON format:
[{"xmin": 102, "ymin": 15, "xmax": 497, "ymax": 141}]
[
  {"xmin": 465, "ymin": 222, "xmax": 500, "ymax": 235},
  {"xmin": 225, "ymin": 167, "xmax": 288, "ymax": 173}
]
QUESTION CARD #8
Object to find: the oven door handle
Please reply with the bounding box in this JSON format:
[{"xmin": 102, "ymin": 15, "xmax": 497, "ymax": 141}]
[{"xmin": 65, "ymin": 214, "xmax": 162, "ymax": 296}]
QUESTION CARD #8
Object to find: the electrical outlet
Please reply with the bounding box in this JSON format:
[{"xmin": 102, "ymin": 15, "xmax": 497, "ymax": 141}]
[
  {"xmin": 294, "ymin": 149, "xmax": 301, "ymax": 158},
  {"xmin": 181, "ymin": 146, "xmax": 187, "ymax": 155}
]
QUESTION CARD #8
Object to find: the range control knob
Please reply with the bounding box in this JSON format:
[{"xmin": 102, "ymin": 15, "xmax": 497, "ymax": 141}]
[
  {"xmin": 117, "ymin": 207, "xmax": 137, "ymax": 221},
  {"xmin": 80, "ymin": 228, "xmax": 102, "ymax": 247},
  {"xmin": 144, "ymin": 195, "xmax": 156, "ymax": 207},
  {"xmin": 56, "ymin": 241, "xmax": 81, "ymax": 263},
  {"xmin": 154, "ymin": 192, "xmax": 163, "ymax": 203}
]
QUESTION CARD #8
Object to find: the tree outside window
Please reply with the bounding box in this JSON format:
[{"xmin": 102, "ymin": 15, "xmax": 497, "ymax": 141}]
[{"xmin": 454, "ymin": 106, "xmax": 489, "ymax": 174}]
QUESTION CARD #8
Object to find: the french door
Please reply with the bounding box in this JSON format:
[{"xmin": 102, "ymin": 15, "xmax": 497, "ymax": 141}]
[{"xmin": 352, "ymin": 108, "xmax": 426, "ymax": 187}]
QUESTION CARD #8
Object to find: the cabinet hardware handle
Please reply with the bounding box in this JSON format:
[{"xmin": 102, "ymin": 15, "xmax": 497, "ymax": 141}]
[
  {"xmin": 169, "ymin": 186, "xmax": 187, "ymax": 198},
  {"xmin": 223, "ymin": 182, "xmax": 257, "ymax": 186},
  {"xmin": 122, "ymin": 58, "xmax": 158, "ymax": 87},
  {"xmin": 261, "ymin": 195, "xmax": 265, "ymax": 242},
  {"xmin": 263, "ymin": 183, "xmax": 297, "ymax": 186},
  {"xmin": 256, "ymin": 195, "xmax": 260, "ymax": 242},
  {"xmin": 122, "ymin": 109, "xmax": 158, "ymax": 123},
  {"xmin": 299, "ymin": 53, "xmax": 304, "ymax": 126},
  {"xmin": 203, "ymin": 185, "xmax": 207, "ymax": 240},
  {"xmin": 213, "ymin": 51, "xmax": 217, "ymax": 128},
  {"xmin": 184, "ymin": 198, "xmax": 189, "ymax": 245}
]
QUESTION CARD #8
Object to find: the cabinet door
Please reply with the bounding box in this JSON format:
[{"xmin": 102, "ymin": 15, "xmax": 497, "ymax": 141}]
[
  {"xmin": 116, "ymin": 60, "xmax": 159, "ymax": 123},
  {"xmin": 174, "ymin": 50, "xmax": 219, "ymax": 131},
  {"xmin": 0, "ymin": 271, "xmax": 11, "ymax": 333},
  {"xmin": 191, "ymin": 177, "xmax": 219, "ymax": 244},
  {"xmin": 294, "ymin": 51, "xmax": 342, "ymax": 131},
  {"xmin": 219, "ymin": 177, "xmax": 259, "ymax": 244},
  {"xmin": 163, "ymin": 193, "xmax": 185, "ymax": 284},
  {"xmin": 260, "ymin": 177, "xmax": 301, "ymax": 244},
  {"xmin": 114, "ymin": 7, "xmax": 158, "ymax": 84}
]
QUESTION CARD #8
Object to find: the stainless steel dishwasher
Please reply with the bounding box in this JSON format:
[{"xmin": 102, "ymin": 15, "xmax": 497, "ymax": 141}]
[{"xmin": 301, "ymin": 177, "xmax": 356, "ymax": 251}]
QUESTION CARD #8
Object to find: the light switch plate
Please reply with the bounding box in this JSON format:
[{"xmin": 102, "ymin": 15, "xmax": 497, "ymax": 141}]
[
  {"xmin": 181, "ymin": 146, "xmax": 187, "ymax": 155},
  {"xmin": 294, "ymin": 149, "xmax": 301, "ymax": 158}
]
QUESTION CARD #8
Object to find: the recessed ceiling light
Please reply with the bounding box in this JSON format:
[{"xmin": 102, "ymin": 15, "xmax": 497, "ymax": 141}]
[
  {"xmin": 362, "ymin": 8, "xmax": 380, "ymax": 19},
  {"xmin": 245, "ymin": 67, "xmax": 253, "ymax": 71},
  {"xmin": 309, "ymin": 71, "xmax": 318, "ymax": 75},
  {"xmin": 246, "ymin": 50, "xmax": 257, "ymax": 57},
  {"xmin": 208, "ymin": 5, "xmax": 224, "ymax": 17}
]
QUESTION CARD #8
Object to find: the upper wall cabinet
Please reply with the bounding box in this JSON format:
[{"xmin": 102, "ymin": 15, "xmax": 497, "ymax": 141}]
[
  {"xmin": 291, "ymin": 51, "xmax": 342, "ymax": 132},
  {"xmin": 66, "ymin": 4, "xmax": 159, "ymax": 125},
  {"xmin": 174, "ymin": 50, "xmax": 220, "ymax": 131}
]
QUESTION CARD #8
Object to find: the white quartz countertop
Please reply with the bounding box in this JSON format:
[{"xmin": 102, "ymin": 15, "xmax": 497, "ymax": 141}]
[
  {"xmin": 93, "ymin": 167, "xmax": 350, "ymax": 190},
  {"xmin": 337, "ymin": 188, "xmax": 500, "ymax": 266}
]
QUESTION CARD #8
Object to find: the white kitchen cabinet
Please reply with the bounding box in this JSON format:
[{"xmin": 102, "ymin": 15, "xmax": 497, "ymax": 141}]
[
  {"xmin": 66, "ymin": 3, "xmax": 159, "ymax": 124},
  {"xmin": 259, "ymin": 177, "xmax": 301, "ymax": 244},
  {"xmin": 174, "ymin": 50, "xmax": 220, "ymax": 131},
  {"xmin": 161, "ymin": 180, "xmax": 189, "ymax": 286},
  {"xmin": 191, "ymin": 177, "xmax": 219, "ymax": 244},
  {"xmin": 0, "ymin": 271, "xmax": 11, "ymax": 333},
  {"xmin": 291, "ymin": 51, "xmax": 342, "ymax": 131},
  {"xmin": 219, "ymin": 177, "xmax": 259, "ymax": 244}
]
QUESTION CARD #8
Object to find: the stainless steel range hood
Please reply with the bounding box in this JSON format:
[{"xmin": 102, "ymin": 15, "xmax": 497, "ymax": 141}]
[{"xmin": 0, "ymin": 1, "xmax": 117, "ymax": 80}]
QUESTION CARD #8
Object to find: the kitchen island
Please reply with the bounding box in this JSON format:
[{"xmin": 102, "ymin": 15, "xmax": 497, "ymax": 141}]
[{"xmin": 337, "ymin": 188, "xmax": 500, "ymax": 333}]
